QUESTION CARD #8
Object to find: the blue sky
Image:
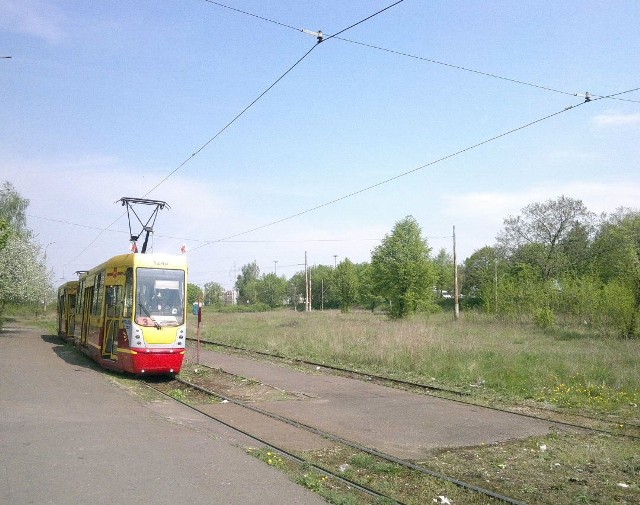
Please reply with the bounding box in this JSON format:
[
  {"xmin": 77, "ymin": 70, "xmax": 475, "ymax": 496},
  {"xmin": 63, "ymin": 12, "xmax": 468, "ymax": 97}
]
[{"xmin": 2, "ymin": 0, "xmax": 639, "ymax": 289}]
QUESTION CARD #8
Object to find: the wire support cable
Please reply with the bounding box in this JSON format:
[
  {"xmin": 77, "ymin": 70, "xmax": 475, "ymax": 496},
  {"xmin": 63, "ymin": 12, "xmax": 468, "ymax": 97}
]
[
  {"xmin": 199, "ymin": 0, "xmax": 639, "ymax": 104},
  {"xmin": 201, "ymin": 0, "xmax": 302, "ymax": 32},
  {"xmin": 334, "ymin": 37, "xmax": 640, "ymax": 104},
  {"xmin": 190, "ymin": 86, "xmax": 639, "ymax": 254},
  {"xmin": 189, "ymin": 103, "xmax": 581, "ymax": 252},
  {"xmin": 335, "ymin": 36, "xmax": 577, "ymax": 97}
]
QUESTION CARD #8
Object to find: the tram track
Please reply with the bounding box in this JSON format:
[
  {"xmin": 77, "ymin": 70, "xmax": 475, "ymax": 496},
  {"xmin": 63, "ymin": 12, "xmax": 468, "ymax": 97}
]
[
  {"xmin": 143, "ymin": 378, "xmax": 404, "ymax": 504},
  {"xmin": 188, "ymin": 337, "xmax": 640, "ymax": 440},
  {"xmin": 143, "ymin": 371, "xmax": 529, "ymax": 505}
]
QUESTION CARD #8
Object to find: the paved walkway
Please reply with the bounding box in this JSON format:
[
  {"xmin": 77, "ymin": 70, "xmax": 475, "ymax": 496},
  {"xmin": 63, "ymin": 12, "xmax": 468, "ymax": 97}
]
[
  {"xmin": 195, "ymin": 348, "xmax": 558, "ymax": 460},
  {"xmin": 0, "ymin": 326, "xmax": 326, "ymax": 505}
]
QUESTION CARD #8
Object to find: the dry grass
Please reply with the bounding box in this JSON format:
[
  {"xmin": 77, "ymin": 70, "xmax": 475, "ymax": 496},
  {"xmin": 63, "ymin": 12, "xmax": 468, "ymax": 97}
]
[{"xmin": 197, "ymin": 309, "xmax": 640, "ymax": 418}]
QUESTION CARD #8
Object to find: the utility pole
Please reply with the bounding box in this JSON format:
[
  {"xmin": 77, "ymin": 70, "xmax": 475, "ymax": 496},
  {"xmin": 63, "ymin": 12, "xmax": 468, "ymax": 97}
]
[
  {"xmin": 494, "ymin": 257, "xmax": 498, "ymax": 314},
  {"xmin": 273, "ymin": 260, "xmax": 278, "ymax": 275},
  {"xmin": 304, "ymin": 251, "xmax": 311, "ymax": 312},
  {"xmin": 43, "ymin": 242, "xmax": 55, "ymax": 312},
  {"xmin": 333, "ymin": 255, "xmax": 338, "ymax": 268},
  {"xmin": 453, "ymin": 226, "xmax": 460, "ymax": 321}
]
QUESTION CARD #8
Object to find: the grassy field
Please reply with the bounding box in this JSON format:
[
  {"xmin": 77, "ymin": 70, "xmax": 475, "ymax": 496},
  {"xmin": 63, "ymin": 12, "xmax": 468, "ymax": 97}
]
[
  {"xmin": 196, "ymin": 308, "xmax": 640, "ymax": 420},
  {"xmin": 190, "ymin": 308, "xmax": 639, "ymax": 504}
]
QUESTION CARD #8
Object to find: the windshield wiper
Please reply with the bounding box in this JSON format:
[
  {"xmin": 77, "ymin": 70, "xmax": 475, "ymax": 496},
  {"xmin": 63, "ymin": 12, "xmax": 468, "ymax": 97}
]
[{"xmin": 138, "ymin": 303, "xmax": 161, "ymax": 329}]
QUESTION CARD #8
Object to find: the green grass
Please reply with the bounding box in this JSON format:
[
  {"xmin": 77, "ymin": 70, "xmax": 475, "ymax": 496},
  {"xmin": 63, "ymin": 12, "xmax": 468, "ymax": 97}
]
[
  {"xmin": 1, "ymin": 304, "xmax": 57, "ymax": 333},
  {"xmin": 196, "ymin": 308, "xmax": 640, "ymax": 419}
]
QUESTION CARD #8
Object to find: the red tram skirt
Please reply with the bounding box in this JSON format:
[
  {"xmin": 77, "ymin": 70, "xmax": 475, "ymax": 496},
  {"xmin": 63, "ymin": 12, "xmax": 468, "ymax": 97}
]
[{"xmin": 121, "ymin": 348, "xmax": 185, "ymax": 375}]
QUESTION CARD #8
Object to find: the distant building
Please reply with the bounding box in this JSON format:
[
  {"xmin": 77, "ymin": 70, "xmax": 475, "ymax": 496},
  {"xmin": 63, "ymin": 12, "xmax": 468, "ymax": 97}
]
[{"xmin": 224, "ymin": 289, "xmax": 237, "ymax": 305}]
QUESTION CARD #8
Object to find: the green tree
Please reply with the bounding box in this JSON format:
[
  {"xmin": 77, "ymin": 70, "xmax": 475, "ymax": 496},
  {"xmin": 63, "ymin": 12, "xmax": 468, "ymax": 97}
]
[
  {"xmin": 0, "ymin": 183, "xmax": 52, "ymax": 324},
  {"xmin": 433, "ymin": 248, "xmax": 454, "ymax": 298},
  {"xmin": 497, "ymin": 195, "xmax": 594, "ymax": 280},
  {"xmin": 0, "ymin": 219, "xmax": 9, "ymax": 251},
  {"xmin": 590, "ymin": 209, "xmax": 640, "ymax": 336},
  {"xmin": 255, "ymin": 273, "xmax": 288, "ymax": 308},
  {"xmin": 463, "ymin": 246, "xmax": 500, "ymax": 308},
  {"xmin": 187, "ymin": 283, "xmax": 203, "ymax": 306},
  {"xmin": 0, "ymin": 234, "xmax": 51, "ymax": 318},
  {"xmin": 310, "ymin": 265, "xmax": 337, "ymax": 310},
  {"xmin": 356, "ymin": 262, "xmax": 383, "ymax": 311},
  {"xmin": 288, "ymin": 271, "xmax": 305, "ymax": 310},
  {"xmin": 333, "ymin": 258, "xmax": 359, "ymax": 312},
  {"xmin": 203, "ymin": 281, "xmax": 225, "ymax": 307},
  {"xmin": 0, "ymin": 182, "xmax": 29, "ymax": 236},
  {"xmin": 235, "ymin": 261, "xmax": 260, "ymax": 304},
  {"xmin": 370, "ymin": 216, "xmax": 437, "ymax": 319}
]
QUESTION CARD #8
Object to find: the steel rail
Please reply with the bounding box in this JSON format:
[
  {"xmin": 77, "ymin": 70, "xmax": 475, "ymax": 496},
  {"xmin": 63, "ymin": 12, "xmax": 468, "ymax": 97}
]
[
  {"xmin": 187, "ymin": 337, "xmax": 467, "ymax": 395},
  {"xmin": 171, "ymin": 374, "xmax": 529, "ymax": 505},
  {"xmin": 190, "ymin": 337, "xmax": 640, "ymax": 439},
  {"xmin": 142, "ymin": 380, "xmax": 407, "ymax": 505}
]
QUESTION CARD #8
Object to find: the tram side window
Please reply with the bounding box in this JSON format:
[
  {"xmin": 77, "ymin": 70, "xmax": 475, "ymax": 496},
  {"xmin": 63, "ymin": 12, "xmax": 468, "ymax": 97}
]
[
  {"xmin": 123, "ymin": 268, "xmax": 133, "ymax": 318},
  {"xmin": 106, "ymin": 285, "xmax": 123, "ymax": 318},
  {"xmin": 92, "ymin": 272, "xmax": 105, "ymax": 316}
]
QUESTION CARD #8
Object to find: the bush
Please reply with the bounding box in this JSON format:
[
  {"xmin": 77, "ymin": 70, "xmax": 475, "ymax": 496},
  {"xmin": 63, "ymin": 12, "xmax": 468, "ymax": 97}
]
[
  {"xmin": 533, "ymin": 306, "xmax": 555, "ymax": 329},
  {"xmin": 213, "ymin": 302, "xmax": 272, "ymax": 313}
]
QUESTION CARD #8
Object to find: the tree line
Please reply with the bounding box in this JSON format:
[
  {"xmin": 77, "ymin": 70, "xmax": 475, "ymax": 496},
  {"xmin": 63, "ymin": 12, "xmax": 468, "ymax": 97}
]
[
  {"xmin": 197, "ymin": 196, "xmax": 639, "ymax": 338},
  {"xmin": 2, "ymin": 180, "xmax": 638, "ymax": 338}
]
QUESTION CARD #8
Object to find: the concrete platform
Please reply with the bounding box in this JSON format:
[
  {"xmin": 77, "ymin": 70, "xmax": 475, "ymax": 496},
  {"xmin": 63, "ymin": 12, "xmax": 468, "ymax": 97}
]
[{"xmin": 0, "ymin": 326, "xmax": 326, "ymax": 505}]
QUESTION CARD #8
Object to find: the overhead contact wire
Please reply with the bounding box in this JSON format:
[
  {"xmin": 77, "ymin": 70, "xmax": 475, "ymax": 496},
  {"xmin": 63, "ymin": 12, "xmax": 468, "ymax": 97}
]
[
  {"xmin": 143, "ymin": 44, "xmax": 319, "ymax": 198},
  {"xmin": 190, "ymin": 104, "xmax": 582, "ymax": 251},
  {"xmin": 145, "ymin": 0, "xmax": 406, "ymax": 198},
  {"xmin": 191, "ymin": 85, "xmax": 639, "ymax": 253},
  {"xmin": 65, "ymin": 1, "xmax": 406, "ymax": 266}
]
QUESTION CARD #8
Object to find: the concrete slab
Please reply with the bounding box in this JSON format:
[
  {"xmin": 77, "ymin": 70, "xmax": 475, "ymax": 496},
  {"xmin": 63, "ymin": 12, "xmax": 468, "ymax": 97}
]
[
  {"xmin": 0, "ymin": 327, "xmax": 326, "ymax": 505},
  {"xmin": 194, "ymin": 349, "xmax": 559, "ymax": 460}
]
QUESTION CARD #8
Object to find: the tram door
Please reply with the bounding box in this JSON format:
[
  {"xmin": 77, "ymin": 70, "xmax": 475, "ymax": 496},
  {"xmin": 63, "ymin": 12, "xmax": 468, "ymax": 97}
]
[
  {"xmin": 57, "ymin": 293, "xmax": 64, "ymax": 335},
  {"xmin": 66, "ymin": 293, "xmax": 76, "ymax": 335},
  {"xmin": 103, "ymin": 285, "xmax": 122, "ymax": 359},
  {"xmin": 80, "ymin": 287, "xmax": 93, "ymax": 346}
]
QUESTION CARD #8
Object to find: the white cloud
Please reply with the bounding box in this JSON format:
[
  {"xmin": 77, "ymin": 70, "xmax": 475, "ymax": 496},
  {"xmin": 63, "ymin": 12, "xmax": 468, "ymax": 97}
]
[
  {"xmin": 592, "ymin": 112, "xmax": 640, "ymax": 127},
  {"xmin": 0, "ymin": 0, "xmax": 67, "ymax": 42},
  {"xmin": 440, "ymin": 181, "xmax": 640, "ymax": 259},
  {"xmin": 444, "ymin": 181, "xmax": 640, "ymax": 219}
]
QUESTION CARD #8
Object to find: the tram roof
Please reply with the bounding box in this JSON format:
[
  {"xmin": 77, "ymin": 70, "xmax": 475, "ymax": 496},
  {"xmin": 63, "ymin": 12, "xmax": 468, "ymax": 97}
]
[{"xmin": 78, "ymin": 253, "xmax": 188, "ymax": 277}]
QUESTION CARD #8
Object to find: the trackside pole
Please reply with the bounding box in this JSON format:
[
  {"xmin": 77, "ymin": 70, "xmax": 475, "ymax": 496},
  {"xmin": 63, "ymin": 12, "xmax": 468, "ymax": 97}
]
[{"xmin": 196, "ymin": 299, "xmax": 202, "ymax": 364}]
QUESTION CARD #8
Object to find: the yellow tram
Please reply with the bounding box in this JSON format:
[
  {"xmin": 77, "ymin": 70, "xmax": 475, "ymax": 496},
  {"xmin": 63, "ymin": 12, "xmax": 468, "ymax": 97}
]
[
  {"xmin": 71, "ymin": 252, "xmax": 188, "ymax": 374},
  {"xmin": 57, "ymin": 281, "xmax": 78, "ymax": 341}
]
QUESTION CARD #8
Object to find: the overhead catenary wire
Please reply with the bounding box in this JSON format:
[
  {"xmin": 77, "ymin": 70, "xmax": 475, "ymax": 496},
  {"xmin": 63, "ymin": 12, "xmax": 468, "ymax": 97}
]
[
  {"xmin": 198, "ymin": 0, "xmax": 640, "ymax": 104},
  {"xmin": 63, "ymin": 40, "xmax": 319, "ymax": 270},
  {"xmin": 65, "ymin": 2, "xmax": 405, "ymax": 270},
  {"xmin": 61, "ymin": 0, "xmax": 638, "ymax": 271},
  {"xmin": 143, "ymin": 0, "xmax": 405, "ymax": 199},
  {"xmin": 189, "ymin": 86, "xmax": 639, "ymax": 254}
]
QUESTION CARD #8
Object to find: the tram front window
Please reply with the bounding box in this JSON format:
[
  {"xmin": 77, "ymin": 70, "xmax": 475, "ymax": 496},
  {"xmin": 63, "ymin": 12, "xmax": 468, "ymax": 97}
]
[{"xmin": 135, "ymin": 268, "xmax": 185, "ymax": 327}]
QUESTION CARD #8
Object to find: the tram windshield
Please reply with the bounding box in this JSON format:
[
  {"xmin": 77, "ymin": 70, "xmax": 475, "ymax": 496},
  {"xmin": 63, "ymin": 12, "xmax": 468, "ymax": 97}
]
[{"xmin": 135, "ymin": 268, "xmax": 185, "ymax": 327}]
